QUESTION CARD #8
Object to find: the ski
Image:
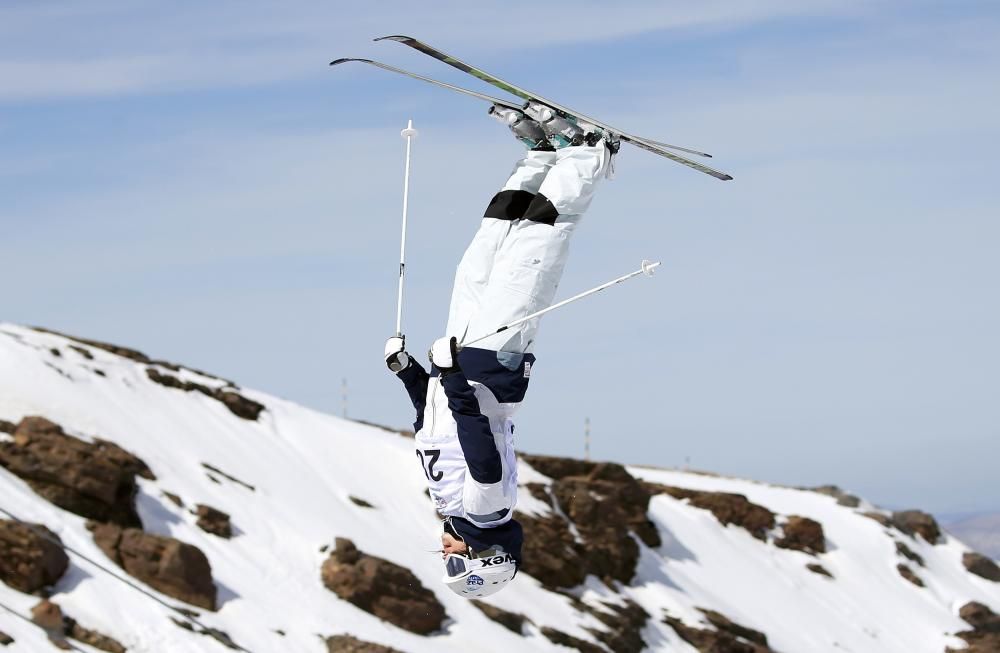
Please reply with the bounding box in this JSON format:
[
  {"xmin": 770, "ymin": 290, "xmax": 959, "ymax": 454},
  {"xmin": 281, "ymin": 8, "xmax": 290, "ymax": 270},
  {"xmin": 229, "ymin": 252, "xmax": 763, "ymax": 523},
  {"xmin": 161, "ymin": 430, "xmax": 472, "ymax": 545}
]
[
  {"xmin": 373, "ymin": 35, "xmax": 733, "ymax": 181},
  {"xmin": 330, "ymin": 58, "xmax": 720, "ymax": 171},
  {"xmin": 330, "ymin": 58, "xmax": 522, "ymax": 111}
]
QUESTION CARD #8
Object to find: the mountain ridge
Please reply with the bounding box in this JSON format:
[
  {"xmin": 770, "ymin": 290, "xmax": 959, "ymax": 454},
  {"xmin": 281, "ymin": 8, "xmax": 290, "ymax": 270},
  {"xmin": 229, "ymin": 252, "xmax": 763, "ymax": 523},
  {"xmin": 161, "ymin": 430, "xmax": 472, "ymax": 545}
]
[{"xmin": 1, "ymin": 323, "xmax": 998, "ymax": 652}]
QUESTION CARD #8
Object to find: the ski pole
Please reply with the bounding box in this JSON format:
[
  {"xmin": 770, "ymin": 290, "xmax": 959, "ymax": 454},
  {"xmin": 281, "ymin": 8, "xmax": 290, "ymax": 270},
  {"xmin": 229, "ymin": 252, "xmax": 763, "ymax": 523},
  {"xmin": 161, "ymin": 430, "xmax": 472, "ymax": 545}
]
[
  {"xmin": 460, "ymin": 259, "xmax": 661, "ymax": 349},
  {"xmin": 395, "ymin": 119, "xmax": 418, "ymax": 336}
]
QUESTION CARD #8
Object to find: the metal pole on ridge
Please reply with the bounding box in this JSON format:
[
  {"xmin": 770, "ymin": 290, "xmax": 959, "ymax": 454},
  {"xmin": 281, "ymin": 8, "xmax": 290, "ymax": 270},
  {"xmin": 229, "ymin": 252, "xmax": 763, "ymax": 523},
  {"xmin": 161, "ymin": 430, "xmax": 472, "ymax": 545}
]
[
  {"xmin": 459, "ymin": 259, "xmax": 662, "ymax": 349},
  {"xmin": 395, "ymin": 119, "xmax": 418, "ymax": 336}
]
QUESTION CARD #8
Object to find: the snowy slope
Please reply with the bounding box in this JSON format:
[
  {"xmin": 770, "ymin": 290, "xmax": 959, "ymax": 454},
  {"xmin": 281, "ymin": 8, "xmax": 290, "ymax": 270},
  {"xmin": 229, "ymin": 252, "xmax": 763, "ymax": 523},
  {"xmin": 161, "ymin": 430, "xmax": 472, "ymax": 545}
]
[{"xmin": 0, "ymin": 323, "xmax": 997, "ymax": 653}]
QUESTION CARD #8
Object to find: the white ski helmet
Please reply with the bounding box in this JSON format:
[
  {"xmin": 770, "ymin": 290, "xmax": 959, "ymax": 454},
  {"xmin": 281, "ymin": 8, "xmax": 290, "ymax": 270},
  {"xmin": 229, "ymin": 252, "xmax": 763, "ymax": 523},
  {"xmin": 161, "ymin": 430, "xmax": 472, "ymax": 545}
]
[{"xmin": 442, "ymin": 550, "xmax": 518, "ymax": 599}]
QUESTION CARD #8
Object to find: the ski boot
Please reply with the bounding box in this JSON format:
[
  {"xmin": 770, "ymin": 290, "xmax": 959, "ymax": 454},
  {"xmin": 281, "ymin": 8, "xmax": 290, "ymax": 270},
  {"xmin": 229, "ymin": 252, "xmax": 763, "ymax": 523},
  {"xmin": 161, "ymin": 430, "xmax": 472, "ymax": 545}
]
[
  {"xmin": 523, "ymin": 101, "xmax": 620, "ymax": 153},
  {"xmin": 488, "ymin": 105, "xmax": 553, "ymax": 151}
]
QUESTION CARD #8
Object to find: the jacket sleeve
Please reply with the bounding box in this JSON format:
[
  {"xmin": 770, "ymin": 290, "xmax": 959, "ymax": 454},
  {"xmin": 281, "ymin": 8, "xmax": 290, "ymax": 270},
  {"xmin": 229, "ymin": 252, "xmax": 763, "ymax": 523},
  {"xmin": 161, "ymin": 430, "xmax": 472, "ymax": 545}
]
[
  {"xmin": 439, "ymin": 371, "xmax": 503, "ymax": 485},
  {"xmin": 396, "ymin": 361, "xmax": 429, "ymax": 433}
]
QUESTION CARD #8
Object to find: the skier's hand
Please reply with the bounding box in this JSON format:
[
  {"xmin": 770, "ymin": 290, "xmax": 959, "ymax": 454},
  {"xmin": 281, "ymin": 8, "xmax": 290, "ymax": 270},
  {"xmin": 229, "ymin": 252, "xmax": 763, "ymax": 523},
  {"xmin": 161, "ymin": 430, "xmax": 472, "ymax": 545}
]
[
  {"xmin": 429, "ymin": 336, "xmax": 460, "ymax": 376},
  {"xmin": 384, "ymin": 336, "xmax": 410, "ymax": 373}
]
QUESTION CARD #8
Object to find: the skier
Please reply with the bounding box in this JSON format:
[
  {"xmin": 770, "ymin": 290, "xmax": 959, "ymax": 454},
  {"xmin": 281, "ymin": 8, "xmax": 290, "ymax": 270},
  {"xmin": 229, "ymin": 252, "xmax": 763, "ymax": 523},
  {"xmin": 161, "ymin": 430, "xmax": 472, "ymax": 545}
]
[{"xmin": 384, "ymin": 103, "xmax": 617, "ymax": 598}]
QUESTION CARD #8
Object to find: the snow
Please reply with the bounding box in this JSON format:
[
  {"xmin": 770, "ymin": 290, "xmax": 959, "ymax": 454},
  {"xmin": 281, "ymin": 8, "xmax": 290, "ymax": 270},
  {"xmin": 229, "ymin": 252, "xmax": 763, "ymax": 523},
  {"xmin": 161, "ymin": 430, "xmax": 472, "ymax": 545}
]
[{"xmin": 1, "ymin": 322, "xmax": 998, "ymax": 652}]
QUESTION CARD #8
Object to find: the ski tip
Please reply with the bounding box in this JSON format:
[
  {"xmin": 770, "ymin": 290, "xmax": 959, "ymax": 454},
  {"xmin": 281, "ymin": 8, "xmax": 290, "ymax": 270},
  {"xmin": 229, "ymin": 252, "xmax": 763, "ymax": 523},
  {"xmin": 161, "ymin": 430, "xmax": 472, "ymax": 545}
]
[
  {"xmin": 374, "ymin": 35, "xmax": 413, "ymax": 43},
  {"xmin": 719, "ymin": 174, "xmax": 734, "ymax": 181},
  {"xmin": 329, "ymin": 57, "xmax": 374, "ymax": 66}
]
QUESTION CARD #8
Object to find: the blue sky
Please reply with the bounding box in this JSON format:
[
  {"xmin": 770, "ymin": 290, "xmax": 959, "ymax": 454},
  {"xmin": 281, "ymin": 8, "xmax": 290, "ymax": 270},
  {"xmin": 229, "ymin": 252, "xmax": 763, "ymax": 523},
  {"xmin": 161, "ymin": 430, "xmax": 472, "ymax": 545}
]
[{"xmin": 2, "ymin": 1, "xmax": 998, "ymax": 513}]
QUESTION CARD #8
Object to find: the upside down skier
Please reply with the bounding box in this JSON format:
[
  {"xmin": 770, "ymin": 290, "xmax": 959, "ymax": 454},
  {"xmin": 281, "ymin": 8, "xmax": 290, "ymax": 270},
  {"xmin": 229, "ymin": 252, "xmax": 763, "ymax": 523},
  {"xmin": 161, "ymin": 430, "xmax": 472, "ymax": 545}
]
[{"xmin": 384, "ymin": 103, "xmax": 618, "ymax": 598}]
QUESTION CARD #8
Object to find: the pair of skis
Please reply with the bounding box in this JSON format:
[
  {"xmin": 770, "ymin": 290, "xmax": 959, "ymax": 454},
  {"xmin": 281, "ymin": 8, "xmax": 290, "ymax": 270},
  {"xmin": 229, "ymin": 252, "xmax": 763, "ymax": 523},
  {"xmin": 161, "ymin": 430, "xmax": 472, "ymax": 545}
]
[{"xmin": 331, "ymin": 35, "xmax": 733, "ymax": 181}]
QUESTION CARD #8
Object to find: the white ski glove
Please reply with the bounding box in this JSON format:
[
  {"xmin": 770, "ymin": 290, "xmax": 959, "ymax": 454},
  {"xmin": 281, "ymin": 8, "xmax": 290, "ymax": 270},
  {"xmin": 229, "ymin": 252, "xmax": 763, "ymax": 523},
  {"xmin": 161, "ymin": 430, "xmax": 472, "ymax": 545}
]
[
  {"xmin": 384, "ymin": 336, "xmax": 410, "ymax": 373},
  {"xmin": 428, "ymin": 336, "xmax": 460, "ymax": 376}
]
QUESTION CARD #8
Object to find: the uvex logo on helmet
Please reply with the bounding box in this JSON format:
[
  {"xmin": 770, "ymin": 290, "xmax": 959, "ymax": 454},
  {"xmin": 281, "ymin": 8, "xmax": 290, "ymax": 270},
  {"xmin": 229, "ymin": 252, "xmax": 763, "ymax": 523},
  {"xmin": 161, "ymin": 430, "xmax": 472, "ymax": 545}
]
[{"xmin": 479, "ymin": 553, "xmax": 515, "ymax": 566}]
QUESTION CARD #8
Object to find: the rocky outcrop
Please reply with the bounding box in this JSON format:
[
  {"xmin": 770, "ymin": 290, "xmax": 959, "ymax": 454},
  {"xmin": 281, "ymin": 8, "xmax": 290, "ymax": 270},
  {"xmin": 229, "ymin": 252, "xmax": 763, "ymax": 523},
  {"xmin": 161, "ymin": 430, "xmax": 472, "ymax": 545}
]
[
  {"xmin": 349, "ymin": 495, "xmax": 375, "ymax": 508},
  {"xmin": 90, "ymin": 522, "xmax": 217, "ymax": 610},
  {"xmin": 963, "ymin": 552, "xmax": 1000, "ymax": 582},
  {"xmin": 895, "ymin": 540, "xmax": 924, "ymax": 566},
  {"xmin": 146, "ymin": 368, "xmax": 264, "ymax": 421},
  {"xmin": 664, "ymin": 608, "xmax": 777, "ymax": 653},
  {"xmin": 0, "ymin": 521, "xmax": 69, "ymax": 593},
  {"xmin": 891, "ymin": 510, "xmax": 941, "ymax": 544},
  {"xmin": 65, "ymin": 618, "xmax": 128, "ymax": 653},
  {"xmin": 169, "ymin": 618, "xmax": 240, "ymax": 650},
  {"xmin": 540, "ymin": 627, "xmax": 605, "ymax": 653},
  {"xmin": 806, "ymin": 563, "xmax": 833, "ymax": 578},
  {"xmin": 862, "ymin": 511, "xmax": 891, "ymax": 527},
  {"xmin": 808, "ymin": 485, "xmax": 860, "ymax": 507},
  {"xmin": 0, "ymin": 420, "xmax": 15, "ymax": 434},
  {"xmin": 320, "ymin": 538, "xmax": 445, "ymax": 635},
  {"xmin": 647, "ymin": 484, "xmax": 776, "ymax": 541},
  {"xmin": 775, "ymin": 516, "xmax": 826, "ymax": 554},
  {"xmin": 0, "ymin": 417, "xmax": 149, "ymax": 527},
  {"xmin": 0, "ymin": 630, "xmax": 12, "ymax": 645},
  {"xmin": 201, "ymin": 462, "xmax": 255, "ymax": 491},
  {"xmin": 326, "ymin": 635, "xmax": 403, "ymax": 653},
  {"xmin": 31, "ymin": 600, "xmax": 127, "ymax": 652},
  {"xmin": 471, "ymin": 600, "xmax": 529, "ymax": 634},
  {"xmin": 515, "ymin": 456, "xmax": 660, "ymax": 589},
  {"xmin": 896, "ymin": 563, "xmax": 924, "ymax": 587},
  {"xmin": 31, "ymin": 327, "xmax": 234, "ymax": 384},
  {"xmin": 195, "ymin": 505, "xmax": 232, "ymax": 539},
  {"xmin": 948, "ymin": 601, "xmax": 1000, "ymax": 653},
  {"xmin": 583, "ymin": 599, "xmax": 650, "ymax": 653}
]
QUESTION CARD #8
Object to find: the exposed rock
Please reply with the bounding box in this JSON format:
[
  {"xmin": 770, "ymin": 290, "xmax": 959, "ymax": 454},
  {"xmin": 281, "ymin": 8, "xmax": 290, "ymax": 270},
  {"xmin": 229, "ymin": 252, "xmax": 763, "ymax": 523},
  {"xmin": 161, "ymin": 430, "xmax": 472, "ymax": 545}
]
[
  {"xmin": 520, "ymin": 454, "xmax": 600, "ymax": 481},
  {"xmin": 195, "ymin": 504, "xmax": 232, "ymax": 539},
  {"xmin": 471, "ymin": 600, "xmax": 529, "ymax": 634},
  {"xmin": 0, "ymin": 630, "xmax": 12, "ymax": 645},
  {"xmin": 0, "ymin": 521, "xmax": 70, "ymax": 593},
  {"xmin": 862, "ymin": 511, "xmax": 891, "ymax": 527},
  {"xmin": 959, "ymin": 601, "xmax": 1000, "ymax": 632},
  {"xmin": 320, "ymin": 538, "xmax": 445, "ymax": 635},
  {"xmin": 68, "ymin": 345, "xmax": 94, "ymax": 360},
  {"xmin": 584, "ymin": 599, "xmax": 650, "ymax": 653},
  {"xmin": 775, "ymin": 516, "xmax": 826, "ymax": 554},
  {"xmin": 32, "ymin": 328, "xmax": 153, "ymax": 365},
  {"xmin": 540, "ymin": 626, "xmax": 605, "ymax": 653},
  {"xmin": 516, "ymin": 512, "xmax": 588, "ymax": 589},
  {"xmin": 949, "ymin": 601, "xmax": 1000, "ymax": 653},
  {"xmin": 349, "ymin": 495, "xmax": 375, "ymax": 509},
  {"xmin": 0, "ymin": 420, "xmax": 15, "ymax": 434},
  {"xmin": 806, "ymin": 563, "xmax": 833, "ymax": 578},
  {"xmin": 65, "ymin": 618, "xmax": 127, "ymax": 653},
  {"xmin": 896, "ymin": 563, "xmax": 924, "ymax": 587},
  {"xmin": 169, "ymin": 618, "xmax": 240, "ymax": 650},
  {"xmin": 700, "ymin": 608, "xmax": 770, "ymax": 646},
  {"xmin": 891, "ymin": 510, "xmax": 941, "ymax": 544},
  {"xmin": 90, "ymin": 522, "xmax": 217, "ymax": 610},
  {"xmin": 0, "ymin": 416, "xmax": 147, "ymax": 527},
  {"xmin": 963, "ymin": 552, "xmax": 1000, "ymax": 582},
  {"xmin": 31, "ymin": 599, "xmax": 64, "ymax": 632},
  {"xmin": 647, "ymin": 483, "xmax": 775, "ymax": 541},
  {"xmin": 895, "ymin": 540, "xmax": 924, "ymax": 567},
  {"xmin": 146, "ymin": 368, "xmax": 264, "ymax": 421},
  {"xmin": 524, "ymin": 482, "xmax": 551, "ymax": 504},
  {"xmin": 163, "ymin": 492, "xmax": 184, "ymax": 508},
  {"xmin": 200, "ymin": 462, "xmax": 255, "ymax": 491},
  {"xmin": 515, "ymin": 458, "xmax": 660, "ymax": 589},
  {"xmin": 326, "ymin": 634, "xmax": 404, "ymax": 653},
  {"xmin": 93, "ymin": 438, "xmax": 155, "ymax": 481},
  {"xmin": 808, "ymin": 485, "xmax": 861, "ymax": 507},
  {"xmin": 664, "ymin": 611, "xmax": 777, "ymax": 653}
]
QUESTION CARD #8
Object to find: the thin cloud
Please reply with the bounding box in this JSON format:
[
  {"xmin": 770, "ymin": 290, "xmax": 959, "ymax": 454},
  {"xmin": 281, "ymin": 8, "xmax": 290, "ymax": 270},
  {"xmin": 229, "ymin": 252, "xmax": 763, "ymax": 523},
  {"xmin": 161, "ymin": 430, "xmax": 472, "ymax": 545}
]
[{"xmin": 1, "ymin": 0, "xmax": 875, "ymax": 102}]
